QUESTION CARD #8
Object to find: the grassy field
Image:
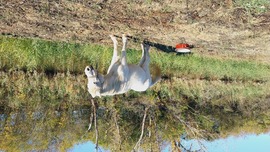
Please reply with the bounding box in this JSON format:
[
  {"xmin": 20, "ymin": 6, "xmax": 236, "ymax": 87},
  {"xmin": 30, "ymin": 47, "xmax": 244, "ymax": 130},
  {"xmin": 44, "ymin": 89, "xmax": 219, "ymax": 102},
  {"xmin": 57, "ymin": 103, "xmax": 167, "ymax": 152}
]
[
  {"xmin": 1, "ymin": 35, "xmax": 270, "ymax": 113},
  {"xmin": 1, "ymin": 36, "xmax": 269, "ymax": 81}
]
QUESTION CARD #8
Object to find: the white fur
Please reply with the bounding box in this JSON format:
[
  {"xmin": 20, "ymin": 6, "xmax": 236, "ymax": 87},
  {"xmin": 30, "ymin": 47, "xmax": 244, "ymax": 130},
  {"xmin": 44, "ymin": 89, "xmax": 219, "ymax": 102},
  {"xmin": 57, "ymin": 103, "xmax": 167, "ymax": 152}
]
[{"xmin": 85, "ymin": 34, "xmax": 161, "ymax": 98}]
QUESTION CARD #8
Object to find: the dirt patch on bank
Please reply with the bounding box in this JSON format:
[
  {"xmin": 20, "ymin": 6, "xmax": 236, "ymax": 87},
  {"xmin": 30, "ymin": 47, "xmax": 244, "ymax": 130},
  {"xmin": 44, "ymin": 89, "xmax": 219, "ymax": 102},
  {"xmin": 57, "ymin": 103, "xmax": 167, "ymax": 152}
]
[{"xmin": 1, "ymin": 0, "xmax": 270, "ymax": 63}]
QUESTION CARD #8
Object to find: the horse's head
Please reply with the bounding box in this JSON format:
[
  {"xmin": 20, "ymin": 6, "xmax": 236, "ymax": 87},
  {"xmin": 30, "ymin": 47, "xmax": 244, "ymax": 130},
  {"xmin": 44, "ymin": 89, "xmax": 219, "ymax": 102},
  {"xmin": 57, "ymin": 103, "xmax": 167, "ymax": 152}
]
[
  {"xmin": 85, "ymin": 65, "xmax": 104, "ymax": 97},
  {"xmin": 85, "ymin": 65, "xmax": 96, "ymax": 77}
]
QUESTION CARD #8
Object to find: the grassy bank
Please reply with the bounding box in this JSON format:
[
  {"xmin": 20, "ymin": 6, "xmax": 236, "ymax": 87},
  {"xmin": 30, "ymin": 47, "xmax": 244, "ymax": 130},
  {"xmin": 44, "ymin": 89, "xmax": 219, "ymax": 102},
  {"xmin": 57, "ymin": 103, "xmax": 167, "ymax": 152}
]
[
  {"xmin": 1, "ymin": 36, "xmax": 269, "ymax": 82},
  {"xmin": 1, "ymin": 35, "xmax": 270, "ymax": 113}
]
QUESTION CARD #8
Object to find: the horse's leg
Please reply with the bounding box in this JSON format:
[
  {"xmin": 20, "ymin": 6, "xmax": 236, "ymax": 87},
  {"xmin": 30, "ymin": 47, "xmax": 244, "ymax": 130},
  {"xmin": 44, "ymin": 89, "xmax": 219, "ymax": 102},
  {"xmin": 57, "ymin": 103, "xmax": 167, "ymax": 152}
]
[
  {"xmin": 121, "ymin": 34, "xmax": 128, "ymax": 66},
  {"xmin": 139, "ymin": 43, "xmax": 151, "ymax": 79},
  {"xmin": 118, "ymin": 34, "xmax": 129, "ymax": 82},
  {"xmin": 107, "ymin": 35, "xmax": 119, "ymax": 74}
]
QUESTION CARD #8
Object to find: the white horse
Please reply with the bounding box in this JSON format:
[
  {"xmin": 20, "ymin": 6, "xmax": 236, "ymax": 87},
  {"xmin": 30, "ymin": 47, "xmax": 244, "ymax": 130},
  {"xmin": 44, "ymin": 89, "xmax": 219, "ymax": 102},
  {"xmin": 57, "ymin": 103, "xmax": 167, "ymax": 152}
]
[{"xmin": 85, "ymin": 34, "xmax": 161, "ymax": 98}]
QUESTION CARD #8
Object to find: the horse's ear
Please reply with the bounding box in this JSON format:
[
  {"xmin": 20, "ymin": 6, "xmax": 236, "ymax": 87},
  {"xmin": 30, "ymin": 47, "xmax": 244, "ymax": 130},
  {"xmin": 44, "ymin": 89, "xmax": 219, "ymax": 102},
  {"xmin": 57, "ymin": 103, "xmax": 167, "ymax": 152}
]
[
  {"xmin": 89, "ymin": 65, "xmax": 96, "ymax": 76},
  {"xmin": 90, "ymin": 65, "xmax": 94, "ymax": 70}
]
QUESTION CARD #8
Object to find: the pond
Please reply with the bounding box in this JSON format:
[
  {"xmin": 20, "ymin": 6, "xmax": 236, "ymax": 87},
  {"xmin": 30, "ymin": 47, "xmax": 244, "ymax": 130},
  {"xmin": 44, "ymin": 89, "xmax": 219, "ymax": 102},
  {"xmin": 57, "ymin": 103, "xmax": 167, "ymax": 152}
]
[
  {"xmin": 1, "ymin": 102, "xmax": 269, "ymax": 152},
  {"xmin": 0, "ymin": 71, "xmax": 269, "ymax": 152},
  {"xmin": 69, "ymin": 132, "xmax": 270, "ymax": 152}
]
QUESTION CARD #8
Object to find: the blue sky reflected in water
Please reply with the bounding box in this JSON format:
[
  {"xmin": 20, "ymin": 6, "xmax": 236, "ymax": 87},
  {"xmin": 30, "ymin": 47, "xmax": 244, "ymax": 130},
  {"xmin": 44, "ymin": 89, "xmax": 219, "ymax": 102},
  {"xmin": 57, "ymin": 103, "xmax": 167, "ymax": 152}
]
[
  {"xmin": 68, "ymin": 132, "xmax": 270, "ymax": 152},
  {"xmin": 68, "ymin": 141, "xmax": 110, "ymax": 152},
  {"xmin": 181, "ymin": 132, "xmax": 270, "ymax": 152}
]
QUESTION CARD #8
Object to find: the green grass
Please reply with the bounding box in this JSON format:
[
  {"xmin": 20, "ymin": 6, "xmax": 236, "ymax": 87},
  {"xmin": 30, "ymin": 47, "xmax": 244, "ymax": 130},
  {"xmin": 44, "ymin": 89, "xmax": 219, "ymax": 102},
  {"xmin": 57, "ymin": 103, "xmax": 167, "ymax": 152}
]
[
  {"xmin": 1, "ymin": 36, "xmax": 269, "ymax": 83},
  {"xmin": 235, "ymin": 0, "xmax": 270, "ymax": 13},
  {"xmin": 152, "ymin": 53, "xmax": 270, "ymax": 82},
  {"xmin": 0, "ymin": 36, "xmax": 112, "ymax": 73}
]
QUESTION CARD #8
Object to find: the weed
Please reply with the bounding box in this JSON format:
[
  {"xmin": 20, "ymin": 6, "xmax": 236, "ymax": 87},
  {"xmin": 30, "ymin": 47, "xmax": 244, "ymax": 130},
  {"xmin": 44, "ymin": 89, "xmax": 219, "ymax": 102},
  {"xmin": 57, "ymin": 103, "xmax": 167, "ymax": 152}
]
[{"xmin": 235, "ymin": 0, "xmax": 270, "ymax": 14}]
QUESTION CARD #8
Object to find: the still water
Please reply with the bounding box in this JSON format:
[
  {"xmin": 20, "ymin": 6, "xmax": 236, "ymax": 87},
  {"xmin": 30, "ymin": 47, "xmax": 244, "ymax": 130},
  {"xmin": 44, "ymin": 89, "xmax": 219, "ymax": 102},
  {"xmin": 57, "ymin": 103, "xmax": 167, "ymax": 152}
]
[
  {"xmin": 68, "ymin": 132, "xmax": 270, "ymax": 152},
  {"xmin": 1, "ymin": 104, "xmax": 269, "ymax": 152},
  {"xmin": 180, "ymin": 133, "xmax": 270, "ymax": 152}
]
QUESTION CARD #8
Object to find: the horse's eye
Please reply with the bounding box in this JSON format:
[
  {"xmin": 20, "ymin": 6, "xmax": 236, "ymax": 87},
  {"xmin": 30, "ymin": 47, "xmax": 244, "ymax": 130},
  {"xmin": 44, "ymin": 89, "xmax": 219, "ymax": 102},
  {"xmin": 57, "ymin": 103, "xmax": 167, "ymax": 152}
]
[
  {"xmin": 87, "ymin": 68, "xmax": 90, "ymax": 71},
  {"xmin": 93, "ymin": 82, "xmax": 97, "ymax": 84}
]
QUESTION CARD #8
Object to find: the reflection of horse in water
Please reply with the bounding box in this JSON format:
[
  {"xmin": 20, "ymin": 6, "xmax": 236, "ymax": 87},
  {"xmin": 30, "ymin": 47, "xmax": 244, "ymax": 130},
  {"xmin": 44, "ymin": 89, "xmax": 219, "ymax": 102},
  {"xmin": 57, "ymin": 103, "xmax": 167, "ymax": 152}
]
[{"xmin": 85, "ymin": 34, "xmax": 161, "ymax": 98}]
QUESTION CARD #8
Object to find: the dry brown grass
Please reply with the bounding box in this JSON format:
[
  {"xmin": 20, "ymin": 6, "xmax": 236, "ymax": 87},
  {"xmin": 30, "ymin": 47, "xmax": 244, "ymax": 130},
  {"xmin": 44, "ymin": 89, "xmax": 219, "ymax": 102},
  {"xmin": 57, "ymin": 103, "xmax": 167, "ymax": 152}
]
[{"xmin": 1, "ymin": 0, "xmax": 270, "ymax": 63}]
